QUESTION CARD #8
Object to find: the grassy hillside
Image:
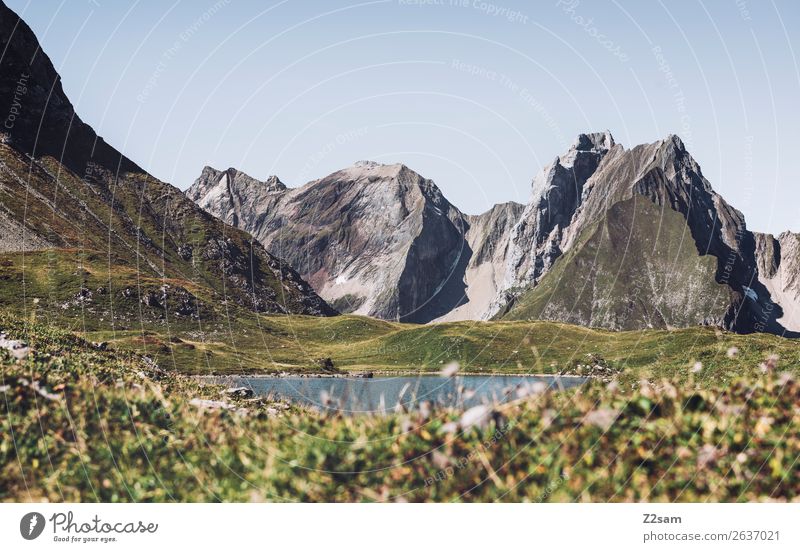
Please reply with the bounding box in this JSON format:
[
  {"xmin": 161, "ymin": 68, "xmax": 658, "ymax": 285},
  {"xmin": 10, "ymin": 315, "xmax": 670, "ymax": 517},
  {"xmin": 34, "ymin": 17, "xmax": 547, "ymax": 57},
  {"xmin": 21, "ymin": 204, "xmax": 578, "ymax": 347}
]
[
  {"xmin": 75, "ymin": 316, "xmax": 800, "ymax": 386},
  {"xmin": 1, "ymin": 246, "xmax": 796, "ymax": 383},
  {"xmin": 0, "ymin": 147, "xmax": 332, "ymax": 317},
  {"xmin": 1, "ymin": 314, "xmax": 797, "ymax": 502},
  {"xmin": 502, "ymin": 195, "xmax": 732, "ymax": 329}
]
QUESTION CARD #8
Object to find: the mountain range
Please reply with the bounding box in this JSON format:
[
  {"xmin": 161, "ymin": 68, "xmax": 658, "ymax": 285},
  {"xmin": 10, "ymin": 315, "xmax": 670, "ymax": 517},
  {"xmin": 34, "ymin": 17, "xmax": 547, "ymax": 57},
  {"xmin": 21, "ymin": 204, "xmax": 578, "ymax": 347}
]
[
  {"xmin": 188, "ymin": 133, "xmax": 800, "ymax": 336},
  {"xmin": 0, "ymin": 0, "xmax": 797, "ymax": 339}
]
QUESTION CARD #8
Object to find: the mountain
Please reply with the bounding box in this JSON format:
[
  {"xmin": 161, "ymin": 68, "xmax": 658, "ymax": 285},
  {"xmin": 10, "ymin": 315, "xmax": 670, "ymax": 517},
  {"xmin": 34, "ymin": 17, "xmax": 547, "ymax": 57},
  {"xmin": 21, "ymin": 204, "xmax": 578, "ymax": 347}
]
[
  {"xmin": 188, "ymin": 161, "xmax": 472, "ymax": 322},
  {"xmin": 0, "ymin": 1, "xmax": 334, "ymax": 327},
  {"xmin": 188, "ymin": 161, "xmax": 532, "ymax": 323},
  {"xmin": 499, "ymin": 132, "xmax": 615, "ymax": 297},
  {"xmin": 189, "ymin": 133, "xmax": 800, "ymax": 336},
  {"xmin": 497, "ymin": 133, "xmax": 798, "ymax": 336}
]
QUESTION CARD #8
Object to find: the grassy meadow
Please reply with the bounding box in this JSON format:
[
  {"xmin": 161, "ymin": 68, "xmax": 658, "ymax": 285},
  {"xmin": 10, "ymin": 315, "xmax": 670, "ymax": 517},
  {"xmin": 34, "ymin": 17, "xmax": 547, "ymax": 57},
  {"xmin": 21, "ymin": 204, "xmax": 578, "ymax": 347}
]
[
  {"xmin": 1, "ymin": 248, "xmax": 799, "ymax": 502},
  {"xmin": 1, "ymin": 313, "xmax": 799, "ymax": 502}
]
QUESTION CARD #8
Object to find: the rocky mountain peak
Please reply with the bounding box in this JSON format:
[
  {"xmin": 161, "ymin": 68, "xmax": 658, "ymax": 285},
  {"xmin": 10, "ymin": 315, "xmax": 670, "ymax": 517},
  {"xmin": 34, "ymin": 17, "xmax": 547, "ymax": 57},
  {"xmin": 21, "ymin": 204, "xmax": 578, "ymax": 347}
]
[
  {"xmin": 199, "ymin": 165, "xmax": 286, "ymax": 192},
  {"xmin": 548, "ymin": 130, "xmax": 616, "ymax": 185},
  {"xmin": 188, "ymin": 159, "xmax": 469, "ymax": 322},
  {"xmin": 572, "ymin": 130, "xmax": 615, "ymax": 153},
  {"xmin": 187, "ymin": 165, "xmax": 288, "ymax": 227},
  {"xmin": 650, "ymin": 133, "xmax": 706, "ymax": 182},
  {"xmin": 199, "ymin": 165, "xmax": 219, "ymax": 177},
  {"xmin": 661, "ymin": 133, "xmax": 687, "ymax": 152},
  {"xmin": 500, "ymin": 131, "xmax": 617, "ymax": 297},
  {"xmin": 353, "ymin": 159, "xmax": 384, "ymax": 169},
  {"xmin": 496, "ymin": 132, "xmax": 800, "ymax": 335},
  {"xmin": 331, "ymin": 160, "xmax": 409, "ymax": 182}
]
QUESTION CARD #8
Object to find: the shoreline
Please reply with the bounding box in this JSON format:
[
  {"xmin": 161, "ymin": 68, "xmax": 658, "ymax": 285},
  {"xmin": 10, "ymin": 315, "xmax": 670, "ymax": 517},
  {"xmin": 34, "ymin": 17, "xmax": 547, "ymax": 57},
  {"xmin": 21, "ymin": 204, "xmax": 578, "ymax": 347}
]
[{"xmin": 192, "ymin": 372, "xmax": 591, "ymax": 380}]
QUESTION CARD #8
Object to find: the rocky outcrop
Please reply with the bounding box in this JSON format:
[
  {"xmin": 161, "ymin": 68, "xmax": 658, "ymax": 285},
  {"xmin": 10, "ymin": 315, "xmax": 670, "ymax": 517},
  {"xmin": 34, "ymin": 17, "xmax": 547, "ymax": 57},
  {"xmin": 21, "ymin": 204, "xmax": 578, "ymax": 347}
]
[
  {"xmin": 190, "ymin": 166, "xmax": 287, "ymax": 229},
  {"xmin": 0, "ymin": 209, "xmax": 52, "ymax": 251},
  {"xmin": 501, "ymin": 131, "xmax": 615, "ymax": 295},
  {"xmin": 437, "ymin": 201, "xmax": 524, "ymax": 321}
]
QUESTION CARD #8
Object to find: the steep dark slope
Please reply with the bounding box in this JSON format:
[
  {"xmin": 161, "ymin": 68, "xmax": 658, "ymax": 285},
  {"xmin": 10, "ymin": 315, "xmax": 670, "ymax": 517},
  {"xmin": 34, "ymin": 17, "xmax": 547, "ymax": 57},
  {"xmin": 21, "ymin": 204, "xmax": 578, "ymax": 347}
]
[{"xmin": 0, "ymin": 1, "xmax": 334, "ymax": 324}]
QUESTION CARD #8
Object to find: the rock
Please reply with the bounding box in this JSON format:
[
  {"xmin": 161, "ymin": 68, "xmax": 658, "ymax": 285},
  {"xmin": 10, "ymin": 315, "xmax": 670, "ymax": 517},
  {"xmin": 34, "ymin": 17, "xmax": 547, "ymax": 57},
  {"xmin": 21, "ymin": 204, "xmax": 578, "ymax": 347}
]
[
  {"xmin": 141, "ymin": 290, "xmax": 162, "ymax": 309},
  {"xmin": 439, "ymin": 201, "xmax": 524, "ymax": 321},
  {"xmin": 560, "ymin": 354, "xmax": 620, "ymax": 381},
  {"xmin": 223, "ymin": 386, "xmax": 254, "ymax": 399},
  {"xmin": 177, "ymin": 244, "xmax": 193, "ymax": 261},
  {"xmin": 0, "ymin": 332, "xmax": 30, "ymax": 360},
  {"xmin": 754, "ymin": 231, "xmax": 800, "ymax": 333}
]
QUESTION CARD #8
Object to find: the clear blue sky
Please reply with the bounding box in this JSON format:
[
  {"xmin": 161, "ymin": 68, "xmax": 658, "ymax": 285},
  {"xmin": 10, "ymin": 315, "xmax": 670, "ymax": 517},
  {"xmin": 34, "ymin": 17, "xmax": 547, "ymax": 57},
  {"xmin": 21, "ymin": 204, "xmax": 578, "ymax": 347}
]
[{"xmin": 6, "ymin": 0, "xmax": 800, "ymax": 233}]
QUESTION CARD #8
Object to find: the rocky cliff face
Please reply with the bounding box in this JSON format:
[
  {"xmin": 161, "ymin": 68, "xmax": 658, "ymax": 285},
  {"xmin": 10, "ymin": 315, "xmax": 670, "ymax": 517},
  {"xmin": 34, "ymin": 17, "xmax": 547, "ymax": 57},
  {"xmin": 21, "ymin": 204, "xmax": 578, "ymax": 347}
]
[
  {"xmin": 190, "ymin": 166, "xmax": 287, "ymax": 229},
  {"xmin": 437, "ymin": 201, "xmax": 524, "ymax": 321},
  {"xmin": 754, "ymin": 231, "xmax": 800, "ymax": 332},
  {"xmin": 501, "ymin": 131, "xmax": 615, "ymax": 296},
  {"xmin": 187, "ymin": 159, "xmax": 537, "ymax": 324},
  {"xmin": 0, "ymin": 1, "xmax": 334, "ymax": 320}
]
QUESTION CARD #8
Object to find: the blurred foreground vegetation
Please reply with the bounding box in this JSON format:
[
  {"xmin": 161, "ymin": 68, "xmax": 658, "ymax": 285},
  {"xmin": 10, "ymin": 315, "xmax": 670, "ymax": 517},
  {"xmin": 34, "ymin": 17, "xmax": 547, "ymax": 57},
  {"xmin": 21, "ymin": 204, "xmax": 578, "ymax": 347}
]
[{"xmin": 1, "ymin": 314, "xmax": 798, "ymax": 502}]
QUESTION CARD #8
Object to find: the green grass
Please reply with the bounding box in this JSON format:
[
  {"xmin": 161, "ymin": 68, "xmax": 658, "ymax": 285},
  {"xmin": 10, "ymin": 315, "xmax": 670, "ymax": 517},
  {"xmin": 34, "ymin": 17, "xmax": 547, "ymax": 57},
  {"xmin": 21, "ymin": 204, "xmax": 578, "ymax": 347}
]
[
  {"xmin": 3, "ymin": 248, "xmax": 798, "ymax": 386},
  {"xmin": 2, "ymin": 247, "xmax": 797, "ymax": 384},
  {"xmin": 1, "ymin": 313, "xmax": 798, "ymax": 502},
  {"xmin": 79, "ymin": 317, "xmax": 799, "ymax": 389}
]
